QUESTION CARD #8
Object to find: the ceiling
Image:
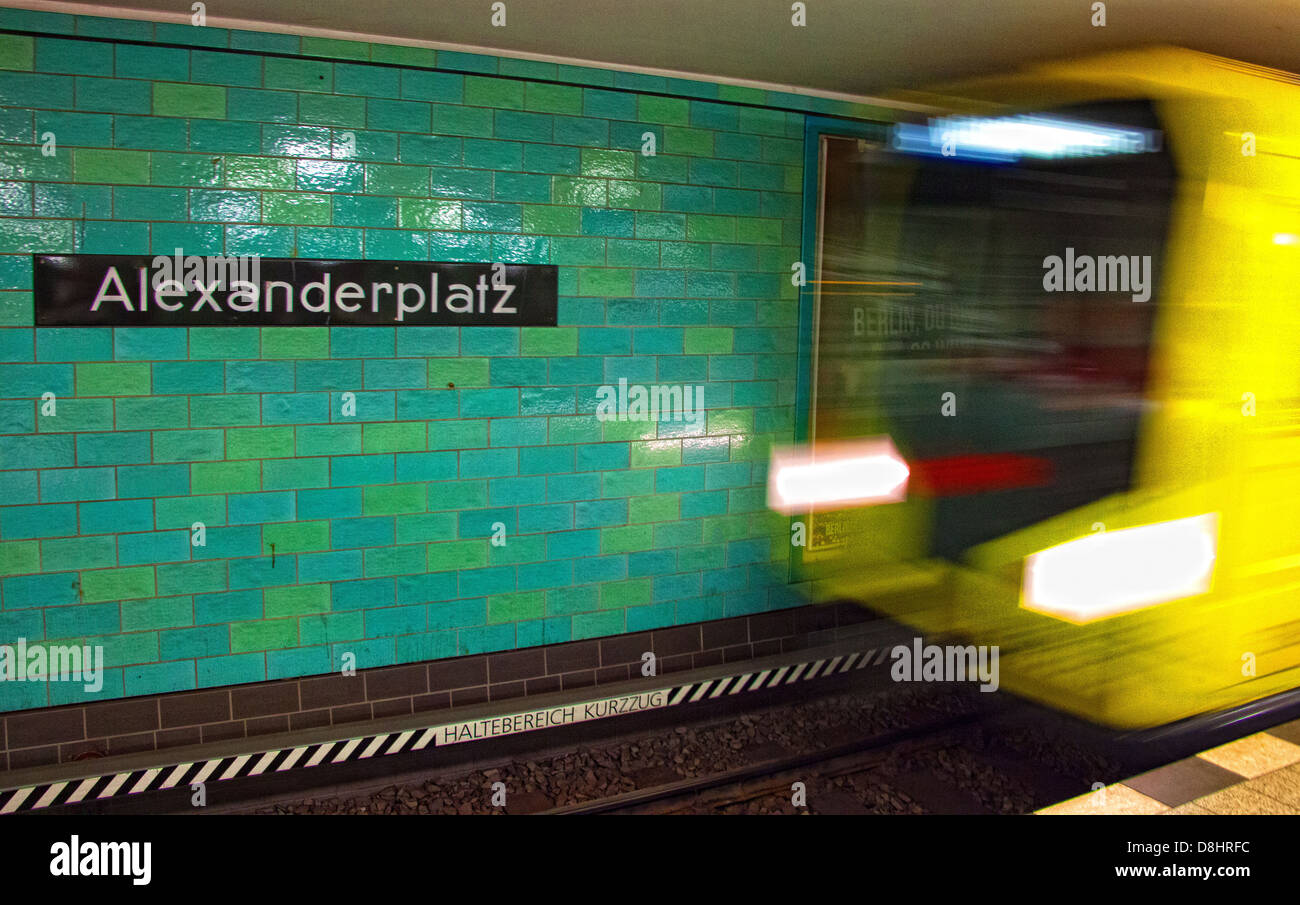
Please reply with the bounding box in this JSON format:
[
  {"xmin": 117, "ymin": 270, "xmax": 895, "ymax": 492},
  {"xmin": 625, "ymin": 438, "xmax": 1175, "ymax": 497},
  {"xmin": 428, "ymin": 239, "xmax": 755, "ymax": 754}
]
[{"xmin": 24, "ymin": 0, "xmax": 1300, "ymax": 97}]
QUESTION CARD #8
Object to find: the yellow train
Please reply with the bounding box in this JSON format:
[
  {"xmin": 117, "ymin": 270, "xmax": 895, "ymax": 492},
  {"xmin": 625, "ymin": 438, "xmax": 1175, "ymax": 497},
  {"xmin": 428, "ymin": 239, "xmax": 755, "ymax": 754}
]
[{"xmin": 785, "ymin": 47, "xmax": 1300, "ymax": 728}]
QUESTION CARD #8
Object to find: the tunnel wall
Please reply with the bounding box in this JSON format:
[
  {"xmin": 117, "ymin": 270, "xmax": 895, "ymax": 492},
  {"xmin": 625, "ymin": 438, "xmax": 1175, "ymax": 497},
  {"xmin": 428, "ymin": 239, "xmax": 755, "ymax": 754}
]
[{"xmin": 0, "ymin": 7, "xmax": 881, "ymax": 720}]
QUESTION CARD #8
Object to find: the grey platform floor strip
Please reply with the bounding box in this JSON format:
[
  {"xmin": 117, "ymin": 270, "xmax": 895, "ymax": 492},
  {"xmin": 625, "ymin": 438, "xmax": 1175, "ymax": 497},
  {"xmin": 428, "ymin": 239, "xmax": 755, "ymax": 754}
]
[{"xmin": 0, "ymin": 642, "xmax": 888, "ymax": 814}]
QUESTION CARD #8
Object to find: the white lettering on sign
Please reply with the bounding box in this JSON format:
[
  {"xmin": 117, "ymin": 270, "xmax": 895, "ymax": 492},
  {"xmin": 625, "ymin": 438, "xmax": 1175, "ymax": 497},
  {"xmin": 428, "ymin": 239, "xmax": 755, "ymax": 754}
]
[{"xmin": 434, "ymin": 689, "xmax": 669, "ymax": 745}]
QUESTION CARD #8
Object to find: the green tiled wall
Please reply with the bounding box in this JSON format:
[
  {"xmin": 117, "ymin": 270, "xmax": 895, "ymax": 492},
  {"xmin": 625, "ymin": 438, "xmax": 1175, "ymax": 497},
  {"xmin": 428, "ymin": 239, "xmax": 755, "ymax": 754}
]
[{"xmin": 0, "ymin": 8, "xmax": 866, "ymax": 712}]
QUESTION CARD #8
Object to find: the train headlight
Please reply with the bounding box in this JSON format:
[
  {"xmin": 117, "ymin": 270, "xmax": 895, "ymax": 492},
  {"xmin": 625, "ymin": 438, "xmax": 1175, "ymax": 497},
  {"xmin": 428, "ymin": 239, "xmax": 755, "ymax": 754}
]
[
  {"xmin": 767, "ymin": 438, "xmax": 909, "ymax": 514},
  {"xmin": 1022, "ymin": 513, "xmax": 1218, "ymax": 623}
]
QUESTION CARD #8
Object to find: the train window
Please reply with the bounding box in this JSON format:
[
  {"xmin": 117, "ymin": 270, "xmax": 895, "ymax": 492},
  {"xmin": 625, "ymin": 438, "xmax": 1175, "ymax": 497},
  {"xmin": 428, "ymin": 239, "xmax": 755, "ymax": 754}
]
[{"xmin": 811, "ymin": 101, "xmax": 1177, "ymax": 557}]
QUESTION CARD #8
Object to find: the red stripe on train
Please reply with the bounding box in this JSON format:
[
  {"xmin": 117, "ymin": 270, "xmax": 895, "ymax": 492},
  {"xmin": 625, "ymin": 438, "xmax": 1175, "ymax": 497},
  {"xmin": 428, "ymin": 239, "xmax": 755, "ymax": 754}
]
[{"xmin": 908, "ymin": 453, "xmax": 1054, "ymax": 496}]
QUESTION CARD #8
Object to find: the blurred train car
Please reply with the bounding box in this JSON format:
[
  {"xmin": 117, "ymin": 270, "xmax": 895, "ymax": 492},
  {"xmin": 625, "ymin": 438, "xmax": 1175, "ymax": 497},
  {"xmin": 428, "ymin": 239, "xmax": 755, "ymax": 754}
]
[{"xmin": 781, "ymin": 47, "xmax": 1300, "ymax": 728}]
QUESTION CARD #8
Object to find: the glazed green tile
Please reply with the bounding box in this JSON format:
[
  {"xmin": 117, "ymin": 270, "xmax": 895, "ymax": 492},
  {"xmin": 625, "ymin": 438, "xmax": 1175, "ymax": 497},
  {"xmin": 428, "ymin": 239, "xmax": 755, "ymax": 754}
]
[
  {"xmin": 398, "ymin": 197, "xmax": 460, "ymax": 229},
  {"xmin": 298, "ymin": 93, "xmax": 366, "ymax": 128},
  {"xmin": 638, "ymin": 96, "xmax": 689, "ymax": 125},
  {"xmin": 577, "ymin": 268, "xmax": 633, "ymax": 297},
  {"xmin": 629, "ymin": 493, "xmax": 679, "ymax": 523},
  {"xmin": 663, "ymin": 126, "xmax": 714, "ymax": 157},
  {"xmin": 231, "ymin": 618, "xmax": 297, "ymax": 653},
  {"xmin": 264, "ymin": 583, "xmax": 330, "ymax": 618},
  {"xmin": 369, "ymin": 44, "xmax": 435, "ymax": 68},
  {"xmin": 487, "ymin": 590, "xmax": 543, "ymax": 622},
  {"xmin": 0, "ymin": 35, "xmax": 34, "ymax": 72},
  {"xmin": 366, "ymin": 163, "xmax": 429, "ymax": 195},
  {"xmin": 524, "ymin": 82, "xmax": 581, "ymax": 115},
  {"xmin": 264, "ymin": 57, "xmax": 333, "ymax": 93},
  {"xmin": 189, "ymin": 328, "xmax": 259, "ymax": 359},
  {"xmin": 226, "ymin": 426, "xmax": 294, "ymax": 460},
  {"xmin": 75, "ymin": 362, "xmax": 150, "ymax": 396},
  {"xmin": 600, "ymin": 524, "xmax": 653, "ymax": 554},
  {"xmin": 301, "ymin": 36, "xmax": 370, "ymax": 61},
  {"xmin": 426, "ymin": 539, "xmax": 486, "ymax": 571},
  {"xmin": 190, "ymin": 460, "xmax": 261, "ymax": 495},
  {"xmin": 687, "ymin": 214, "xmax": 734, "ymax": 242},
  {"xmin": 552, "ymin": 176, "xmax": 606, "ymax": 207},
  {"xmin": 81, "ymin": 566, "xmax": 155, "ymax": 603},
  {"xmin": 73, "ymin": 149, "xmax": 149, "ymax": 184},
  {"xmin": 707, "ymin": 408, "xmax": 753, "ymax": 435},
  {"xmin": 154, "ymin": 83, "xmax": 226, "ymax": 119},
  {"xmin": 428, "ymin": 357, "xmax": 487, "ymax": 388},
  {"xmin": 364, "ymin": 482, "xmax": 425, "ymax": 515},
  {"xmin": 630, "ymin": 439, "xmax": 681, "ymax": 467},
  {"xmin": 599, "ymin": 578, "xmax": 651, "ymax": 608},
  {"xmin": 718, "ymin": 84, "xmax": 767, "ymax": 105},
  {"xmin": 261, "ymin": 328, "xmax": 329, "ymax": 359},
  {"xmin": 736, "ymin": 217, "xmax": 782, "ymax": 245},
  {"xmin": 521, "ymin": 204, "xmax": 579, "ymax": 235},
  {"xmin": 226, "ymin": 156, "xmax": 295, "ymax": 190},
  {"xmin": 464, "ymin": 76, "xmax": 523, "ymax": 110},
  {"xmin": 684, "ymin": 327, "xmax": 733, "ymax": 354},
  {"xmin": 263, "ymin": 192, "xmax": 331, "ymax": 225},
  {"xmin": 263, "ymin": 520, "xmax": 329, "ymax": 553},
  {"xmin": 520, "ymin": 327, "xmax": 576, "ymax": 356},
  {"xmin": 0, "ymin": 540, "xmax": 40, "ymax": 576},
  {"xmin": 363, "ymin": 421, "xmax": 425, "ymax": 453},
  {"xmin": 601, "ymin": 419, "xmax": 653, "ymax": 442},
  {"xmin": 580, "ymin": 148, "xmax": 634, "ymax": 179}
]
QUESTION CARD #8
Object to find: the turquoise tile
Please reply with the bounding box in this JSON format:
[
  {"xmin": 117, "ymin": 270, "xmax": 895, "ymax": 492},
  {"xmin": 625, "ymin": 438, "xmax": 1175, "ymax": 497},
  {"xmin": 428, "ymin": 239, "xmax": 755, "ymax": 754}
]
[
  {"xmin": 75, "ymin": 76, "xmax": 151, "ymax": 114},
  {"xmin": 0, "ymin": 72, "xmax": 74, "ymax": 108},
  {"xmin": 336, "ymin": 63, "xmax": 401, "ymax": 98},
  {"xmin": 78, "ymin": 220, "xmax": 148, "ymax": 253},
  {"xmin": 0, "ymin": 7, "xmax": 74, "ymax": 33},
  {"xmin": 76, "ymin": 15, "xmax": 152, "ymax": 40},
  {"xmin": 197, "ymin": 653, "xmax": 265, "ymax": 687},
  {"xmin": 34, "ymin": 111, "xmax": 112, "ymax": 147},
  {"xmin": 265, "ymin": 56, "xmax": 333, "ymax": 93},
  {"xmin": 115, "ymin": 186, "xmax": 187, "ymax": 220},
  {"xmin": 367, "ymin": 98, "xmax": 431, "ymax": 132},
  {"xmin": 229, "ymin": 30, "xmax": 300, "ymax": 54},
  {"xmin": 36, "ymin": 37, "xmax": 113, "ymax": 76},
  {"xmin": 114, "ymin": 44, "xmax": 189, "ymax": 81},
  {"xmin": 154, "ymin": 23, "xmax": 228, "ymax": 47},
  {"xmin": 436, "ymin": 51, "xmax": 497, "ymax": 74},
  {"xmin": 553, "ymin": 115, "xmax": 608, "ymax": 147},
  {"xmin": 402, "ymin": 71, "xmax": 463, "ymax": 103},
  {"xmin": 190, "ymin": 50, "xmax": 261, "ymax": 87},
  {"xmin": 226, "ymin": 87, "xmax": 297, "ymax": 123}
]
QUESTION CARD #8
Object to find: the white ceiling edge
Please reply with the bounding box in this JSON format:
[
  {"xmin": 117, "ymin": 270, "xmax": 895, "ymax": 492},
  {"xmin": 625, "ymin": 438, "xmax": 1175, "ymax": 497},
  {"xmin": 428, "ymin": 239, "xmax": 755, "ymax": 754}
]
[{"xmin": 2, "ymin": 0, "xmax": 945, "ymax": 113}]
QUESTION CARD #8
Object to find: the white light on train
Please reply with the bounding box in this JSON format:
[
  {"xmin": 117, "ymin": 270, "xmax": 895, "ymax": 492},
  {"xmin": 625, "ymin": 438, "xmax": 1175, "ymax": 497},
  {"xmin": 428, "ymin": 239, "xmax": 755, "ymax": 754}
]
[
  {"xmin": 1022, "ymin": 513, "xmax": 1218, "ymax": 623},
  {"xmin": 767, "ymin": 438, "xmax": 909, "ymax": 514},
  {"xmin": 892, "ymin": 114, "xmax": 1161, "ymax": 163}
]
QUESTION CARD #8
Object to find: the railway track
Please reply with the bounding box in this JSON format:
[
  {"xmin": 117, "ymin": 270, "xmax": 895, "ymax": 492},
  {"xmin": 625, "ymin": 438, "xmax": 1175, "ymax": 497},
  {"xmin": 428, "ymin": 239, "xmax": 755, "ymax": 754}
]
[
  {"xmin": 546, "ymin": 700, "xmax": 1121, "ymax": 815},
  {"xmin": 542, "ymin": 709, "xmax": 990, "ymax": 814},
  {"xmin": 242, "ymin": 677, "xmax": 1136, "ymax": 815}
]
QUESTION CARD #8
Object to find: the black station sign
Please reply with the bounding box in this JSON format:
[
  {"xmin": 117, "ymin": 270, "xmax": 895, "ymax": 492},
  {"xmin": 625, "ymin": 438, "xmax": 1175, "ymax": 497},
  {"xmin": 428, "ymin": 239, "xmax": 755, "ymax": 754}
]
[{"xmin": 33, "ymin": 254, "xmax": 558, "ymax": 327}]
